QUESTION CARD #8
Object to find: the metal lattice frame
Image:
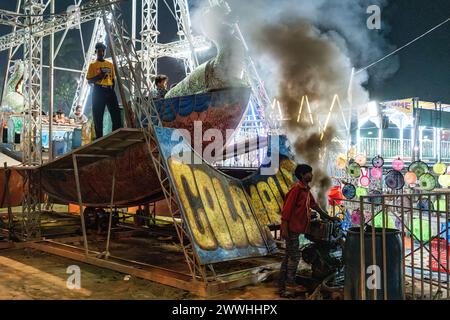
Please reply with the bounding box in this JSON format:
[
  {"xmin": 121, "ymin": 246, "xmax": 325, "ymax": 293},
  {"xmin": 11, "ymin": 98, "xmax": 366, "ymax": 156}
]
[
  {"xmin": 19, "ymin": 0, "xmax": 45, "ymax": 241},
  {"xmin": 174, "ymin": 0, "xmax": 197, "ymax": 75},
  {"xmin": 20, "ymin": 169, "xmax": 42, "ymax": 240},
  {"xmin": 22, "ymin": 0, "xmax": 45, "ymax": 166},
  {"xmin": 0, "ymin": 0, "xmax": 115, "ymax": 52},
  {"xmin": 103, "ymin": 2, "xmax": 207, "ymax": 281},
  {"xmin": 141, "ymin": 0, "xmax": 158, "ymax": 90}
]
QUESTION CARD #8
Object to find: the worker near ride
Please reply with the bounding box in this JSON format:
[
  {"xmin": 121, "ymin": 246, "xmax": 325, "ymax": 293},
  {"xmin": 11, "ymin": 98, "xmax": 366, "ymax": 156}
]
[
  {"xmin": 278, "ymin": 164, "xmax": 340, "ymax": 298},
  {"xmin": 86, "ymin": 42, "xmax": 122, "ymax": 139},
  {"xmin": 151, "ymin": 74, "xmax": 169, "ymax": 99}
]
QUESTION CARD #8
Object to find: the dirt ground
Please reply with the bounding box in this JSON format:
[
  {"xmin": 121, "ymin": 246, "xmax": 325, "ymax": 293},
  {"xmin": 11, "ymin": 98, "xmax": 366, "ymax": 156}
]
[{"xmin": 0, "ymin": 247, "xmax": 311, "ymax": 300}]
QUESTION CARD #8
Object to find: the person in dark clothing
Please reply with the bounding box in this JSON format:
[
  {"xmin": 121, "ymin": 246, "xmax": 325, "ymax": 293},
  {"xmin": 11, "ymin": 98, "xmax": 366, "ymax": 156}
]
[
  {"xmin": 152, "ymin": 74, "xmax": 169, "ymax": 99},
  {"xmin": 86, "ymin": 42, "xmax": 122, "ymax": 140},
  {"xmin": 278, "ymin": 164, "xmax": 339, "ymax": 298}
]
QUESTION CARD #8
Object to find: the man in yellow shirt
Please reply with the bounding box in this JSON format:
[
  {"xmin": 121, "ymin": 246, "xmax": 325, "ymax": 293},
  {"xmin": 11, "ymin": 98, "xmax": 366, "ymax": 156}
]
[{"xmin": 86, "ymin": 42, "xmax": 121, "ymax": 139}]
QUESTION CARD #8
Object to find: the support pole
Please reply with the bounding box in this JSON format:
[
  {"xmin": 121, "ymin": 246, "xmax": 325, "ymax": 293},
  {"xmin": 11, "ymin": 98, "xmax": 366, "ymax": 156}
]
[
  {"xmin": 72, "ymin": 154, "xmax": 89, "ymax": 256},
  {"xmin": 3, "ymin": 162, "xmax": 12, "ymax": 240},
  {"xmin": 49, "ymin": 0, "xmax": 55, "ymax": 161},
  {"xmin": 105, "ymin": 159, "xmax": 117, "ymax": 258}
]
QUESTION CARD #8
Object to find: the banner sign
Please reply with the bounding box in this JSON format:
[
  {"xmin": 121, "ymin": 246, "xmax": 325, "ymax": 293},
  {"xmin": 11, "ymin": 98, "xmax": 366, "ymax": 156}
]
[
  {"xmin": 155, "ymin": 127, "xmax": 277, "ymax": 265},
  {"xmin": 382, "ymin": 98, "xmax": 414, "ymax": 116},
  {"xmin": 242, "ymin": 136, "xmax": 297, "ymax": 227}
]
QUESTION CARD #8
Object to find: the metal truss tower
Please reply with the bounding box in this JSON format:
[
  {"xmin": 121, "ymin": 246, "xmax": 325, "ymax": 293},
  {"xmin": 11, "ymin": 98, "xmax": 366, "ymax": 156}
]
[
  {"xmin": 139, "ymin": 0, "xmax": 197, "ymax": 88},
  {"xmin": 22, "ymin": 0, "xmax": 45, "ymax": 166},
  {"xmin": 174, "ymin": 0, "xmax": 197, "ymax": 75},
  {"xmin": 141, "ymin": 0, "xmax": 159, "ymax": 90},
  {"xmin": 103, "ymin": 1, "xmax": 207, "ymax": 280},
  {"xmin": 20, "ymin": 0, "xmax": 45, "ymax": 240}
]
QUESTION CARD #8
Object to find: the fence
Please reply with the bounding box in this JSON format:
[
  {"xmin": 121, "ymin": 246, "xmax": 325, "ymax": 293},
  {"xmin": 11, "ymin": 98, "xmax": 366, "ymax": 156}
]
[
  {"xmin": 359, "ymin": 138, "xmax": 450, "ymax": 161},
  {"xmin": 335, "ymin": 192, "xmax": 450, "ymax": 300}
]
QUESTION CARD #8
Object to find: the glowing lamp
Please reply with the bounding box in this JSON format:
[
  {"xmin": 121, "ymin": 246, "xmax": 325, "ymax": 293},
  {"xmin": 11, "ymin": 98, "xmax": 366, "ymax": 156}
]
[
  {"xmin": 438, "ymin": 174, "xmax": 450, "ymax": 188},
  {"xmin": 433, "ymin": 162, "xmax": 447, "ymax": 175},
  {"xmin": 370, "ymin": 167, "xmax": 382, "ymax": 180},
  {"xmin": 405, "ymin": 171, "xmax": 417, "ymax": 185}
]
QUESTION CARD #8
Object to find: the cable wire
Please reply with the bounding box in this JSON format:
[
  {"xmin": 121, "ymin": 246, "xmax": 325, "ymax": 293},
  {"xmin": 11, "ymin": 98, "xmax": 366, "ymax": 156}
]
[{"xmin": 356, "ymin": 17, "xmax": 449, "ymax": 74}]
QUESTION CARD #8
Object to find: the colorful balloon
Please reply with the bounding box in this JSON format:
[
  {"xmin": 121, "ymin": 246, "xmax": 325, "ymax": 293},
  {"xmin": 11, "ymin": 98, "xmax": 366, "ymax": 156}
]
[
  {"xmin": 356, "ymin": 186, "xmax": 368, "ymax": 197},
  {"xmin": 438, "ymin": 174, "xmax": 450, "ymax": 188},
  {"xmin": 370, "ymin": 167, "xmax": 383, "ymax": 180},
  {"xmin": 418, "ymin": 173, "xmax": 437, "ymax": 191},
  {"xmin": 351, "ymin": 209, "xmax": 371, "ymax": 225},
  {"xmin": 409, "ymin": 161, "xmax": 429, "ymax": 178},
  {"xmin": 347, "ymin": 162, "xmax": 361, "ymax": 178},
  {"xmin": 359, "ymin": 168, "xmax": 371, "ymax": 187},
  {"xmin": 355, "ymin": 154, "xmax": 367, "ymax": 166},
  {"xmin": 405, "ymin": 171, "xmax": 417, "ymax": 185},
  {"xmin": 392, "ymin": 158, "xmax": 404, "ymax": 171},
  {"xmin": 372, "ymin": 155, "xmax": 384, "ymax": 168},
  {"xmin": 336, "ymin": 154, "xmax": 347, "ymax": 169},
  {"xmin": 328, "ymin": 185, "xmax": 344, "ymax": 205},
  {"xmin": 385, "ymin": 170, "xmax": 405, "ymax": 190},
  {"xmin": 342, "ymin": 183, "xmax": 356, "ymax": 200},
  {"xmin": 433, "ymin": 162, "xmax": 447, "ymax": 175}
]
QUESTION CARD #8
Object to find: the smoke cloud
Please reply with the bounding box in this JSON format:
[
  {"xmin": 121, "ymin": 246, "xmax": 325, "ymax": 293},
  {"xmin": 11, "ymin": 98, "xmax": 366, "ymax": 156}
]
[{"xmin": 191, "ymin": 0, "xmax": 398, "ymax": 206}]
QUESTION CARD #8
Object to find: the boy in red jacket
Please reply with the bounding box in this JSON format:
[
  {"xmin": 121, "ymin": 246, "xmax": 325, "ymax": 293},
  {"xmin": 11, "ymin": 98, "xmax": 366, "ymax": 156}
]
[{"xmin": 278, "ymin": 164, "xmax": 339, "ymax": 297}]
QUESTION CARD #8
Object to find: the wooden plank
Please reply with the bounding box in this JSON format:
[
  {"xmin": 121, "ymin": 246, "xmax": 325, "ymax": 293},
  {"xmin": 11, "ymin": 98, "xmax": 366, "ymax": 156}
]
[
  {"xmin": 0, "ymin": 241, "xmax": 14, "ymax": 249},
  {"xmin": 23, "ymin": 240, "xmax": 277, "ymax": 297},
  {"xmin": 38, "ymin": 129, "xmax": 145, "ymax": 171}
]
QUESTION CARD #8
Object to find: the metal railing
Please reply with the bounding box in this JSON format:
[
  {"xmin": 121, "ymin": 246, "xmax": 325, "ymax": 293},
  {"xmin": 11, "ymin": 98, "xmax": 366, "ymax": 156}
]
[
  {"xmin": 442, "ymin": 141, "xmax": 450, "ymax": 161},
  {"xmin": 382, "ymin": 138, "xmax": 401, "ymax": 159},
  {"xmin": 335, "ymin": 192, "xmax": 450, "ymax": 300},
  {"xmin": 360, "ymin": 138, "xmax": 378, "ymax": 158},
  {"xmin": 359, "ymin": 138, "xmax": 450, "ymax": 161},
  {"xmin": 421, "ymin": 141, "xmax": 434, "ymax": 160}
]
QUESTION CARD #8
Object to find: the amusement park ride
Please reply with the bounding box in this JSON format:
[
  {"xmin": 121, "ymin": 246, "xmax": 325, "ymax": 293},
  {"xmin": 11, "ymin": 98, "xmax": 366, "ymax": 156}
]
[
  {"xmin": 0, "ymin": 0, "xmax": 289, "ymax": 295},
  {"xmin": 2, "ymin": 1, "xmax": 449, "ymax": 301}
]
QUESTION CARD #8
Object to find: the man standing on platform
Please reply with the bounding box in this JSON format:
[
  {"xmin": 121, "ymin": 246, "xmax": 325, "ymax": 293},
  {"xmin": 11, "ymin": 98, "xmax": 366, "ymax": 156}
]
[{"xmin": 87, "ymin": 42, "xmax": 122, "ymax": 140}]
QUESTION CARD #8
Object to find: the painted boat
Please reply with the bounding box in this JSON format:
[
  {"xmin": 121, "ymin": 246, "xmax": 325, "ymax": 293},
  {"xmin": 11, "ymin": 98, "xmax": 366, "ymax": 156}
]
[{"xmin": 3, "ymin": 87, "xmax": 251, "ymax": 208}]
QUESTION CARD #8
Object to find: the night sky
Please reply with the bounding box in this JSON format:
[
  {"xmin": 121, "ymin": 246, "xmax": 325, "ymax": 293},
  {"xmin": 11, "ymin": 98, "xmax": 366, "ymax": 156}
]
[{"xmin": 0, "ymin": 0, "xmax": 448, "ymax": 104}]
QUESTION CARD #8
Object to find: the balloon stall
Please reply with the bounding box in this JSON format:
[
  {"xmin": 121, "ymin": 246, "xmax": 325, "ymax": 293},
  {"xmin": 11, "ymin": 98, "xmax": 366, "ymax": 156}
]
[{"xmin": 328, "ymin": 152, "xmax": 450, "ymax": 238}]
